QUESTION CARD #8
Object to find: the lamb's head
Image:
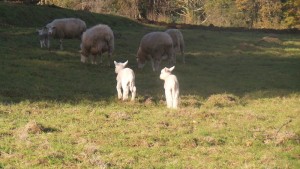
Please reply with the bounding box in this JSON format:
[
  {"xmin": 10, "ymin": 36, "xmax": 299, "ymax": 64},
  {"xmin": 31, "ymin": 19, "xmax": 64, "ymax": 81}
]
[
  {"xmin": 37, "ymin": 27, "xmax": 48, "ymax": 37},
  {"xmin": 160, "ymin": 66, "xmax": 175, "ymax": 80},
  {"xmin": 114, "ymin": 60, "xmax": 128, "ymax": 74}
]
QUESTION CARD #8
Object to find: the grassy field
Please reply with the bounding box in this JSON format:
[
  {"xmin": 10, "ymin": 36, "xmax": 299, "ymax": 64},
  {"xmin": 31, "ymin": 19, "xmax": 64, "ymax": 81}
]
[{"xmin": 0, "ymin": 2, "xmax": 300, "ymax": 168}]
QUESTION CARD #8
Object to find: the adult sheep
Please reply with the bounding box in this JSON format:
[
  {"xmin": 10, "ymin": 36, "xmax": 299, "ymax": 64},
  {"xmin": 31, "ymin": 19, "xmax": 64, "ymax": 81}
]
[
  {"xmin": 165, "ymin": 29, "xmax": 185, "ymax": 63},
  {"xmin": 46, "ymin": 18, "xmax": 86, "ymax": 50},
  {"xmin": 137, "ymin": 32, "xmax": 175, "ymax": 72},
  {"xmin": 80, "ymin": 24, "xmax": 114, "ymax": 66}
]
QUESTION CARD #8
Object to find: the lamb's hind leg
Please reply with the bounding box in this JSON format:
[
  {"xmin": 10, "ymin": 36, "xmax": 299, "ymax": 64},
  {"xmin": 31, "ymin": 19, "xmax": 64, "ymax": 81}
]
[
  {"xmin": 122, "ymin": 83, "xmax": 129, "ymax": 101},
  {"xmin": 130, "ymin": 82, "xmax": 136, "ymax": 101},
  {"xmin": 116, "ymin": 82, "xmax": 122, "ymax": 100},
  {"xmin": 172, "ymin": 90, "xmax": 179, "ymax": 109},
  {"xmin": 165, "ymin": 89, "xmax": 173, "ymax": 108}
]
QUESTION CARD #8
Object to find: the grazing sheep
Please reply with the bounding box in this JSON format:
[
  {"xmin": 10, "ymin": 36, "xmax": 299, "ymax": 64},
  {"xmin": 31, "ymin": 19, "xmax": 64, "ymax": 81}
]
[
  {"xmin": 160, "ymin": 66, "xmax": 179, "ymax": 109},
  {"xmin": 36, "ymin": 27, "xmax": 49, "ymax": 48},
  {"xmin": 46, "ymin": 18, "xmax": 86, "ymax": 50},
  {"xmin": 114, "ymin": 60, "xmax": 136, "ymax": 101},
  {"xmin": 165, "ymin": 29, "xmax": 185, "ymax": 63},
  {"xmin": 137, "ymin": 32, "xmax": 175, "ymax": 71},
  {"xmin": 80, "ymin": 24, "xmax": 114, "ymax": 66}
]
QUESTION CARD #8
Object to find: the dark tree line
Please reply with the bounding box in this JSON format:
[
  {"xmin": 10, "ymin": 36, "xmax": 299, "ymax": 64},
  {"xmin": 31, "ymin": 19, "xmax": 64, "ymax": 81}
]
[{"xmin": 5, "ymin": 0, "xmax": 300, "ymax": 29}]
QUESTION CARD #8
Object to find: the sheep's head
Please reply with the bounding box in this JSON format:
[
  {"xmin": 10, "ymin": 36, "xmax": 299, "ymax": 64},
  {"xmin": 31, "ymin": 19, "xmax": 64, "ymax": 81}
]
[
  {"xmin": 136, "ymin": 48, "xmax": 146, "ymax": 69},
  {"xmin": 80, "ymin": 47, "xmax": 88, "ymax": 63},
  {"xmin": 114, "ymin": 60, "xmax": 128, "ymax": 74},
  {"xmin": 160, "ymin": 66, "xmax": 175, "ymax": 80},
  {"xmin": 48, "ymin": 26, "xmax": 56, "ymax": 36}
]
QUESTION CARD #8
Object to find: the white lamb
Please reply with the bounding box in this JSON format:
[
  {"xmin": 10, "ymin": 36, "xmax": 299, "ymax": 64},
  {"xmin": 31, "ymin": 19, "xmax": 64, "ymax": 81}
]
[
  {"xmin": 37, "ymin": 27, "xmax": 48, "ymax": 48},
  {"xmin": 160, "ymin": 66, "xmax": 179, "ymax": 109},
  {"xmin": 114, "ymin": 60, "xmax": 136, "ymax": 101}
]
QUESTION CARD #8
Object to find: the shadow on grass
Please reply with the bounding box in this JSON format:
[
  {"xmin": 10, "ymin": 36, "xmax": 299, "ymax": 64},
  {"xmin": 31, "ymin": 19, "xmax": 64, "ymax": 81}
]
[
  {"xmin": 1, "ymin": 51, "xmax": 299, "ymax": 104},
  {"xmin": 0, "ymin": 7, "xmax": 299, "ymax": 104}
]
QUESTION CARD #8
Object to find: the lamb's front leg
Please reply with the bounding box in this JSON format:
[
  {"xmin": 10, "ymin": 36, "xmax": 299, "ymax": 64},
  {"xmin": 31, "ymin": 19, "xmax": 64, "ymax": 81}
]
[{"xmin": 116, "ymin": 82, "xmax": 122, "ymax": 100}]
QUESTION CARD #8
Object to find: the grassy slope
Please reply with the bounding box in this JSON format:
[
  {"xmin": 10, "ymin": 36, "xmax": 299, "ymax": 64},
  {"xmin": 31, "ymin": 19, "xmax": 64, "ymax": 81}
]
[{"xmin": 0, "ymin": 2, "xmax": 300, "ymax": 168}]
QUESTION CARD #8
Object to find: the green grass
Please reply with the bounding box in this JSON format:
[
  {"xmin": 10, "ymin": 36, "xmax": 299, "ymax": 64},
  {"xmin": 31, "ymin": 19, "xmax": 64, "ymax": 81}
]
[{"xmin": 0, "ymin": 2, "xmax": 300, "ymax": 168}]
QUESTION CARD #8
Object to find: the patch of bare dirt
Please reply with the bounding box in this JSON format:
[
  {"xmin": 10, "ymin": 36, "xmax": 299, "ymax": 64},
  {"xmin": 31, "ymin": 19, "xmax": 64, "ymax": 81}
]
[
  {"xmin": 260, "ymin": 36, "xmax": 282, "ymax": 44},
  {"xmin": 263, "ymin": 130, "xmax": 298, "ymax": 145},
  {"xmin": 110, "ymin": 111, "xmax": 131, "ymax": 120},
  {"xmin": 15, "ymin": 121, "xmax": 44, "ymax": 140}
]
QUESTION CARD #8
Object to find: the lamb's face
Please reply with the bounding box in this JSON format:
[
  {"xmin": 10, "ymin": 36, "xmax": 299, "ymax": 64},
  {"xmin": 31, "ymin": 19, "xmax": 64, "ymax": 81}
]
[
  {"xmin": 115, "ymin": 64, "xmax": 124, "ymax": 73},
  {"xmin": 160, "ymin": 66, "xmax": 175, "ymax": 80},
  {"xmin": 160, "ymin": 68, "xmax": 169, "ymax": 80},
  {"xmin": 114, "ymin": 61, "xmax": 128, "ymax": 74}
]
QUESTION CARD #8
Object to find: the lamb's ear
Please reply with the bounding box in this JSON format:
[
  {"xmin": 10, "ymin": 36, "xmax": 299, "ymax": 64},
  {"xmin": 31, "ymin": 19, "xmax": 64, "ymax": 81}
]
[
  {"xmin": 123, "ymin": 60, "xmax": 128, "ymax": 66},
  {"xmin": 169, "ymin": 66, "xmax": 175, "ymax": 72},
  {"xmin": 163, "ymin": 67, "xmax": 167, "ymax": 72},
  {"xmin": 114, "ymin": 61, "xmax": 118, "ymax": 65}
]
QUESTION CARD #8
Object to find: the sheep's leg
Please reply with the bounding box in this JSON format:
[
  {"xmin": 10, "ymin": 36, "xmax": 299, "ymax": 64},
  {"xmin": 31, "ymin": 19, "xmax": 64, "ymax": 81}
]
[
  {"xmin": 154, "ymin": 59, "xmax": 161, "ymax": 72},
  {"xmin": 42, "ymin": 40, "xmax": 46, "ymax": 48},
  {"xmin": 47, "ymin": 39, "xmax": 51, "ymax": 50},
  {"xmin": 122, "ymin": 83, "xmax": 129, "ymax": 101},
  {"xmin": 168, "ymin": 48, "xmax": 176, "ymax": 66},
  {"xmin": 40, "ymin": 40, "xmax": 43, "ymax": 48},
  {"xmin": 150, "ymin": 58, "xmax": 155, "ymax": 71},
  {"xmin": 165, "ymin": 89, "xmax": 172, "ymax": 108},
  {"xmin": 59, "ymin": 39, "xmax": 63, "ymax": 50},
  {"xmin": 99, "ymin": 55, "xmax": 103, "ymax": 64},
  {"xmin": 116, "ymin": 82, "xmax": 122, "ymax": 100},
  {"xmin": 180, "ymin": 45, "xmax": 185, "ymax": 64},
  {"xmin": 92, "ymin": 55, "xmax": 97, "ymax": 65},
  {"xmin": 107, "ymin": 46, "xmax": 113, "ymax": 67}
]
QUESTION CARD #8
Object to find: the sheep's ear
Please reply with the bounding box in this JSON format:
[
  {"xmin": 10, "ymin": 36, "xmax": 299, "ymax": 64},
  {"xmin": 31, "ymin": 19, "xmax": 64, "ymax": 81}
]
[
  {"xmin": 123, "ymin": 60, "xmax": 128, "ymax": 66},
  {"xmin": 169, "ymin": 66, "xmax": 175, "ymax": 72},
  {"xmin": 114, "ymin": 61, "xmax": 118, "ymax": 65}
]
